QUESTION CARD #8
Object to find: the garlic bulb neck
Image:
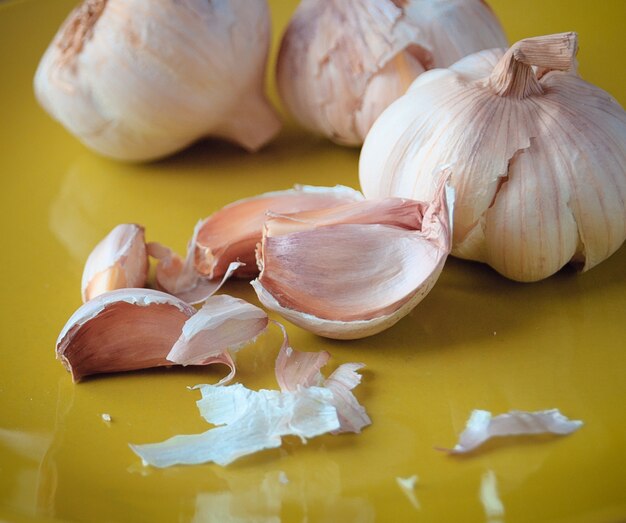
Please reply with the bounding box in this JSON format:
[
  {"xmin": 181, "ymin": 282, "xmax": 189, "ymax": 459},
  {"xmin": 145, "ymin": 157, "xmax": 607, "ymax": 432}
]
[
  {"xmin": 58, "ymin": 0, "xmax": 106, "ymax": 65},
  {"xmin": 488, "ymin": 32, "xmax": 578, "ymax": 99}
]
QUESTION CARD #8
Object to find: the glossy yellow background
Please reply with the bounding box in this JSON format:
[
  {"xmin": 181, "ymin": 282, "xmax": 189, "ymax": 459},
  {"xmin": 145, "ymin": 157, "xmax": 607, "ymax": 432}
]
[{"xmin": 1, "ymin": 1, "xmax": 625, "ymax": 522}]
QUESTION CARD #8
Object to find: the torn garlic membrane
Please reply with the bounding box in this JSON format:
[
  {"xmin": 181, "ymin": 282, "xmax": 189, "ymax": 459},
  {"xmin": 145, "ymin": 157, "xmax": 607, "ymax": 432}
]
[
  {"xmin": 442, "ymin": 409, "xmax": 584, "ymax": 454},
  {"xmin": 81, "ymin": 223, "xmax": 148, "ymax": 302},
  {"xmin": 276, "ymin": 0, "xmax": 506, "ymax": 145},
  {"xmin": 193, "ymin": 185, "xmax": 364, "ymax": 280},
  {"xmin": 56, "ymin": 290, "xmax": 268, "ymax": 383},
  {"xmin": 252, "ymin": 184, "xmax": 454, "ymax": 339},
  {"xmin": 360, "ymin": 32, "xmax": 626, "ymax": 282},
  {"xmin": 34, "ymin": 0, "xmax": 280, "ymax": 161},
  {"xmin": 130, "ymin": 323, "xmax": 370, "ymax": 467}
]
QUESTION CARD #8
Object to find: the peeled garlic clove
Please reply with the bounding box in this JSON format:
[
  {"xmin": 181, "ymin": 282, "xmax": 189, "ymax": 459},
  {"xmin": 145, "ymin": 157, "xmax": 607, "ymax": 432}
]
[
  {"xmin": 276, "ymin": 0, "xmax": 506, "ymax": 145},
  {"xmin": 56, "ymin": 289, "xmax": 196, "ymax": 382},
  {"xmin": 34, "ymin": 0, "xmax": 280, "ymax": 161},
  {"xmin": 194, "ymin": 185, "xmax": 364, "ymax": 279},
  {"xmin": 81, "ymin": 223, "xmax": 148, "ymax": 302},
  {"xmin": 252, "ymin": 184, "xmax": 454, "ymax": 339},
  {"xmin": 360, "ymin": 32, "xmax": 626, "ymax": 281},
  {"xmin": 167, "ymin": 295, "xmax": 268, "ymax": 370}
]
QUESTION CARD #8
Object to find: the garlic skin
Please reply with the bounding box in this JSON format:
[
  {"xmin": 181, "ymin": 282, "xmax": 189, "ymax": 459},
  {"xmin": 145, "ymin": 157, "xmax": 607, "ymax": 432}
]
[
  {"xmin": 360, "ymin": 33, "xmax": 626, "ymax": 282},
  {"xmin": 252, "ymin": 184, "xmax": 453, "ymax": 339},
  {"xmin": 34, "ymin": 0, "xmax": 280, "ymax": 161},
  {"xmin": 276, "ymin": 0, "xmax": 506, "ymax": 146},
  {"xmin": 81, "ymin": 224, "xmax": 148, "ymax": 302},
  {"xmin": 194, "ymin": 185, "xmax": 364, "ymax": 280}
]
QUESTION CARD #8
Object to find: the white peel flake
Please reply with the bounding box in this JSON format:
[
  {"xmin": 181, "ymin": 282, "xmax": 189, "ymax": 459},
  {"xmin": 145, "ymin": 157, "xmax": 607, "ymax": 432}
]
[
  {"xmin": 396, "ymin": 475, "xmax": 420, "ymax": 510},
  {"xmin": 130, "ymin": 384, "xmax": 340, "ymax": 467},
  {"xmin": 446, "ymin": 409, "xmax": 583, "ymax": 454},
  {"xmin": 101, "ymin": 413, "xmax": 112, "ymax": 423},
  {"xmin": 480, "ymin": 470, "xmax": 505, "ymax": 519}
]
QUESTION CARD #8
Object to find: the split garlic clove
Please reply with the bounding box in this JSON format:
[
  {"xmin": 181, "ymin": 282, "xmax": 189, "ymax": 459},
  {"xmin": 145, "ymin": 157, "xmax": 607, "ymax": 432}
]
[
  {"xmin": 360, "ymin": 32, "xmax": 626, "ymax": 282},
  {"xmin": 167, "ymin": 295, "xmax": 268, "ymax": 373},
  {"xmin": 81, "ymin": 223, "xmax": 148, "ymax": 302},
  {"xmin": 34, "ymin": 0, "xmax": 280, "ymax": 161},
  {"xmin": 276, "ymin": 0, "xmax": 506, "ymax": 145},
  {"xmin": 194, "ymin": 185, "xmax": 364, "ymax": 280},
  {"xmin": 56, "ymin": 289, "xmax": 196, "ymax": 382},
  {"xmin": 252, "ymin": 184, "xmax": 454, "ymax": 340}
]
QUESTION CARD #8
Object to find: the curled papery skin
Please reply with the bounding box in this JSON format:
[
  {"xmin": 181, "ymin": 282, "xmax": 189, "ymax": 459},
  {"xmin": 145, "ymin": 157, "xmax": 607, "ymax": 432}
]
[
  {"xmin": 194, "ymin": 185, "xmax": 364, "ymax": 280},
  {"xmin": 81, "ymin": 223, "xmax": 148, "ymax": 302},
  {"xmin": 56, "ymin": 289, "xmax": 196, "ymax": 382},
  {"xmin": 167, "ymin": 295, "xmax": 268, "ymax": 376},
  {"xmin": 360, "ymin": 32, "xmax": 626, "ymax": 281},
  {"xmin": 252, "ymin": 184, "xmax": 453, "ymax": 339},
  {"xmin": 276, "ymin": 0, "xmax": 506, "ymax": 145},
  {"xmin": 147, "ymin": 220, "xmax": 243, "ymax": 305},
  {"xmin": 34, "ymin": 0, "xmax": 280, "ymax": 161}
]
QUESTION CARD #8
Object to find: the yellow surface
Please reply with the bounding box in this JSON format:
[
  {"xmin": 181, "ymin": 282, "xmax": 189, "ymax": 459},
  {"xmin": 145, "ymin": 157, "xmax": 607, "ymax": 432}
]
[{"xmin": 1, "ymin": 1, "xmax": 625, "ymax": 522}]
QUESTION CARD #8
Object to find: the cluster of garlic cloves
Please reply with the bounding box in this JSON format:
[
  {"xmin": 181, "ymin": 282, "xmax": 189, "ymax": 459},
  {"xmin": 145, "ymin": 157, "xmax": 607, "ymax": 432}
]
[
  {"xmin": 252, "ymin": 182, "xmax": 454, "ymax": 339},
  {"xmin": 34, "ymin": 0, "xmax": 281, "ymax": 161},
  {"xmin": 360, "ymin": 32, "xmax": 626, "ymax": 282},
  {"xmin": 276, "ymin": 0, "xmax": 506, "ymax": 145}
]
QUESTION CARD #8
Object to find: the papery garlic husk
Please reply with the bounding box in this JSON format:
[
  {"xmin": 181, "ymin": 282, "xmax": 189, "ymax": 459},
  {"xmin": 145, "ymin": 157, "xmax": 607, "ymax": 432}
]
[
  {"xmin": 56, "ymin": 289, "xmax": 196, "ymax": 381},
  {"xmin": 276, "ymin": 0, "xmax": 506, "ymax": 146},
  {"xmin": 252, "ymin": 183, "xmax": 454, "ymax": 339},
  {"xmin": 34, "ymin": 0, "xmax": 281, "ymax": 161},
  {"xmin": 81, "ymin": 223, "xmax": 148, "ymax": 302},
  {"xmin": 360, "ymin": 32, "xmax": 626, "ymax": 282},
  {"xmin": 194, "ymin": 185, "xmax": 364, "ymax": 279}
]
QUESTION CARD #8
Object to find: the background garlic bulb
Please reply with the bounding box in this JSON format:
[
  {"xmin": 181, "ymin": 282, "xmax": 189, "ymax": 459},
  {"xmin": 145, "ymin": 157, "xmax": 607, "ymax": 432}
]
[
  {"xmin": 360, "ymin": 33, "xmax": 626, "ymax": 282},
  {"xmin": 276, "ymin": 0, "xmax": 507, "ymax": 146},
  {"xmin": 35, "ymin": 0, "xmax": 281, "ymax": 161}
]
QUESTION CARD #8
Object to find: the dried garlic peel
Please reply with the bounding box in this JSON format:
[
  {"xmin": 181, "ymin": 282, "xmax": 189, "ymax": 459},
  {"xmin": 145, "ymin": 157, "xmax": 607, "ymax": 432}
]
[
  {"xmin": 276, "ymin": 0, "xmax": 506, "ymax": 145},
  {"xmin": 193, "ymin": 185, "xmax": 364, "ymax": 280},
  {"xmin": 34, "ymin": 0, "xmax": 280, "ymax": 161},
  {"xmin": 360, "ymin": 32, "xmax": 626, "ymax": 281},
  {"xmin": 252, "ymin": 184, "xmax": 454, "ymax": 339},
  {"xmin": 442, "ymin": 408, "xmax": 584, "ymax": 454},
  {"xmin": 81, "ymin": 224, "xmax": 148, "ymax": 302},
  {"xmin": 130, "ymin": 324, "xmax": 370, "ymax": 467}
]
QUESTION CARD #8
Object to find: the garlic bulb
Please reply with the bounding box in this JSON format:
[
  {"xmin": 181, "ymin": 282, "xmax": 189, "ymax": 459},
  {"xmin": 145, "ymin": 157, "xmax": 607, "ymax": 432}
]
[
  {"xmin": 34, "ymin": 0, "xmax": 281, "ymax": 161},
  {"xmin": 276, "ymin": 0, "xmax": 506, "ymax": 146},
  {"xmin": 252, "ymin": 184, "xmax": 453, "ymax": 339},
  {"xmin": 360, "ymin": 33, "xmax": 626, "ymax": 282}
]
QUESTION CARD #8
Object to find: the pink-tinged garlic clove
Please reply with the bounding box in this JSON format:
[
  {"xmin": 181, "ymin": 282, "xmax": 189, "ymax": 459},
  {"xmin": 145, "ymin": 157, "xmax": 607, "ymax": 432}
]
[
  {"xmin": 167, "ymin": 295, "xmax": 269, "ymax": 382},
  {"xmin": 56, "ymin": 289, "xmax": 196, "ymax": 382},
  {"xmin": 194, "ymin": 185, "xmax": 364, "ymax": 280},
  {"xmin": 81, "ymin": 224, "xmax": 148, "ymax": 302},
  {"xmin": 252, "ymin": 184, "xmax": 454, "ymax": 340}
]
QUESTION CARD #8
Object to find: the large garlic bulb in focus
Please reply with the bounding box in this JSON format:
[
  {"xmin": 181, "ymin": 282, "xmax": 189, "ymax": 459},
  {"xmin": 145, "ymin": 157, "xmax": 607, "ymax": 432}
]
[
  {"xmin": 276, "ymin": 0, "xmax": 506, "ymax": 146},
  {"xmin": 360, "ymin": 33, "xmax": 626, "ymax": 282},
  {"xmin": 34, "ymin": 0, "xmax": 281, "ymax": 161}
]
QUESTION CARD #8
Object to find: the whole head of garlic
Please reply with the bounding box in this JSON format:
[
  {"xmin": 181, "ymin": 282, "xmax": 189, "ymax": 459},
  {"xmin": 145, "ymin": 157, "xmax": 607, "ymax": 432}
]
[
  {"xmin": 34, "ymin": 0, "xmax": 281, "ymax": 161},
  {"xmin": 276, "ymin": 0, "xmax": 506, "ymax": 146},
  {"xmin": 360, "ymin": 33, "xmax": 626, "ymax": 282}
]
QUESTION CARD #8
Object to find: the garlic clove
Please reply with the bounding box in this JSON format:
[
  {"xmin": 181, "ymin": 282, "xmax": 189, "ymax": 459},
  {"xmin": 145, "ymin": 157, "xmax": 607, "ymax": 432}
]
[
  {"xmin": 276, "ymin": 0, "xmax": 506, "ymax": 145},
  {"xmin": 81, "ymin": 223, "xmax": 148, "ymax": 302},
  {"xmin": 252, "ymin": 184, "xmax": 454, "ymax": 339},
  {"xmin": 56, "ymin": 289, "xmax": 196, "ymax": 382},
  {"xmin": 167, "ymin": 295, "xmax": 268, "ymax": 371},
  {"xmin": 194, "ymin": 185, "xmax": 364, "ymax": 280},
  {"xmin": 34, "ymin": 0, "xmax": 280, "ymax": 161}
]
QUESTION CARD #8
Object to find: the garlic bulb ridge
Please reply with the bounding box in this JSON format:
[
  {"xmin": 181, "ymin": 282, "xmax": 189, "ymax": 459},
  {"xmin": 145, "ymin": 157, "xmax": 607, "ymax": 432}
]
[
  {"xmin": 360, "ymin": 32, "xmax": 626, "ymax": 282},
  {"xmin": 277, "ymin": 0, "xmax": 506, "ymax": 145},
  {"xmin": 35, "ymin": 0, "xmax": 281, "ymax": 161}
]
